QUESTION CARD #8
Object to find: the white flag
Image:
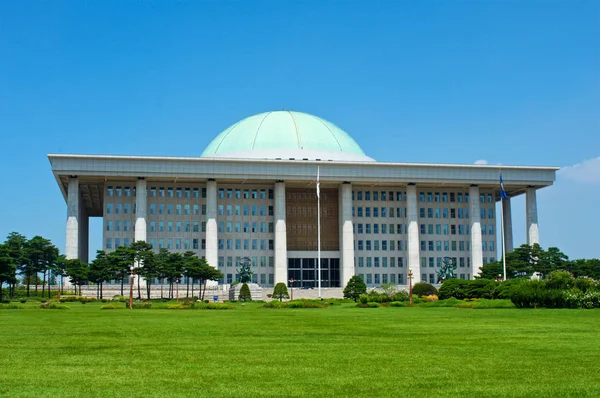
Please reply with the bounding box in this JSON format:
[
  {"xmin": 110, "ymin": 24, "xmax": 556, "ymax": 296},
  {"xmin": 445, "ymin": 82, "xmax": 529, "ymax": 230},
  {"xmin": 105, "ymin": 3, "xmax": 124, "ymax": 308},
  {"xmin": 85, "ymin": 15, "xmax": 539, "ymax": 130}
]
[{"xmin": 316, "ymin": 166, "xmax": 320, "ymax": 199}]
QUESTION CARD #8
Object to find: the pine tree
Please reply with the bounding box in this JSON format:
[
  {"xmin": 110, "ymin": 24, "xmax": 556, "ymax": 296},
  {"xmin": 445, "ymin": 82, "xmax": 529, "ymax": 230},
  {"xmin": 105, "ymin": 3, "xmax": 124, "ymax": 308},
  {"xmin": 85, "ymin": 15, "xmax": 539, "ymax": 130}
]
[
  {"xmin": 272, "ymin": 282, "xmax": 289, "ymax": 302},
  {"xmin": 343, "ymin": 275, "xmax": 367, "ymax": 302},
  {"xmin": 239, "ymin": 282, "xmax": 252, "ymax": 302}
]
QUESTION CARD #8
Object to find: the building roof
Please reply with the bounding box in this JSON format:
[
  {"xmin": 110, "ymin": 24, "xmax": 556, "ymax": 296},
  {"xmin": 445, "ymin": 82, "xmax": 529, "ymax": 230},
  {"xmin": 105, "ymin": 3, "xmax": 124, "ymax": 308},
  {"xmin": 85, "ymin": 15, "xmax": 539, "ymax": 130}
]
[{"xmin": 201, "ymin": 111, "xmax": 374, "ymax": 162}]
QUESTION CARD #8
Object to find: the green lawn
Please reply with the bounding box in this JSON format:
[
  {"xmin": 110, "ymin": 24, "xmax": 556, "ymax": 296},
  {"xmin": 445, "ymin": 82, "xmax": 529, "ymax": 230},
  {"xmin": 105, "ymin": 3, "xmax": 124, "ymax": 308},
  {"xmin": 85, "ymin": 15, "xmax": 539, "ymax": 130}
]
[{"xmin": 1, "ymin": 302, "xmax": 599, "ymax": 397}]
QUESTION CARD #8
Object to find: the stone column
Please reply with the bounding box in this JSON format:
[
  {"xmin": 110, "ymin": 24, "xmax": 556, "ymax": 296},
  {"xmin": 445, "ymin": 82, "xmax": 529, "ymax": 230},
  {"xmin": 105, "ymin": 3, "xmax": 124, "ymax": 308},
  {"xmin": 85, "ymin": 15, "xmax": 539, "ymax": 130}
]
[
  {"xmin": 340, "ymin": 182, "xmax": 354, "ymax": 288},
  {"xmin": 274, "ymin": 181, "xmax": 287, "ymax": 285},
  {"xmin": 502, "ymin": 197, "xmax": 513, "ymax": 253},
  {"xmin": 526, "ymin": 186, "xmax": 539, "ymax": 245},
  {"xmin": 469, "ymin": 185, "xmax": 483, "ymax": 279},
  {"xmin": 78, "ymin": 199, "xmax": 89, "ymax": 263},
  {"xmin": 205, "ymin": 179, "xmax": 218, "ymax": 269},
  {"xmin": 134, "ymin": 178, "xmax": 147, "ymax": 243},
  {"xmin": 406, "ymin": 183, "xmax": 421, "ymax": 283},
  {"xmin": 66, "ymin": 176, "xmax": 80, "ymax": 260}
]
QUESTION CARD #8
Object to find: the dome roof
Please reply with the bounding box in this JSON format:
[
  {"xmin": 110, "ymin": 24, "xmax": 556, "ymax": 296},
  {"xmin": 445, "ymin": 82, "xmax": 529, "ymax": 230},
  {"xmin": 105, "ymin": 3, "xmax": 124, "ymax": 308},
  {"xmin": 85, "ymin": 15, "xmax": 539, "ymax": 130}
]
[{"xmin": 201, "ymin": 111, "xmax": 373, "ymax": 161}]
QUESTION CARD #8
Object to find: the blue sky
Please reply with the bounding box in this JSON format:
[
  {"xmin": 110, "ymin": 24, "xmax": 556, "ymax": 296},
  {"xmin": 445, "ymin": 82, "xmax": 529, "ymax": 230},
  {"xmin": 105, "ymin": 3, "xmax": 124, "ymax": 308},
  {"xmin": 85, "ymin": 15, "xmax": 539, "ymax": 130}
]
[{"xmin": 1, "ymin": 1, "xmax": 598, "ymax": 260}]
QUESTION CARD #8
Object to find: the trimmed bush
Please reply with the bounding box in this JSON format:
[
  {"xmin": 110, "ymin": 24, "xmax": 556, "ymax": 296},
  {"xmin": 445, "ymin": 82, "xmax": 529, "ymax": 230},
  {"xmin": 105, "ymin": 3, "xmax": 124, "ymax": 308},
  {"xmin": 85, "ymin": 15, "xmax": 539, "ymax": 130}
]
[
  {"xmin": 0, "ymin": 304, "xmax": 22, "ymax": 309},
  {"xmin": 357, "ymin": 302, "xmax": 380, "ymax": 308},
  {"xmin": 493, "ymin": 278, "xmax": 527, "ymax": 299},
  {"xmin": 343, "ymin": 275, "xmax": 367, "ymax": 302},
  {"xmin": 390, "ymin": 301, "xmax": 405, "ymax": 307},
  {"xmin": 100, "ymin": 304, "xmax": 124, "ymax": 310},
  {"xmin": 40, "ymin": 302, "xmax": 69, "ymax": 310},
  {"xmin": 263, "ymin": 299, "xmax": 329, "ymax": 309},
  {"xmin": 272, "ymin": 283, "xmax": 289, "ymax": 302},
  {"xmin": 412, "ymin": 282, "xmax": 438, "ymax": 297},
  {"xmin": 132, "ymin": 302, "xmax": 152, "ymax": 309},
  {"xmin": 195, "ymin": 303, "xmax": 235, "ymax": 310}
]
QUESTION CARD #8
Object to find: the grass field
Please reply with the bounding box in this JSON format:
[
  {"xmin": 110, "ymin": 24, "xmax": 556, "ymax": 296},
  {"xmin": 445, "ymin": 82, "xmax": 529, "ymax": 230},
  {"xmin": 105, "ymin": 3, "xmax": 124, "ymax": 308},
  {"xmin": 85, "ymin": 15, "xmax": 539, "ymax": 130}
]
[{"xmin": 1, "ymin": 301, "xmax": 599, "ymax": 397}]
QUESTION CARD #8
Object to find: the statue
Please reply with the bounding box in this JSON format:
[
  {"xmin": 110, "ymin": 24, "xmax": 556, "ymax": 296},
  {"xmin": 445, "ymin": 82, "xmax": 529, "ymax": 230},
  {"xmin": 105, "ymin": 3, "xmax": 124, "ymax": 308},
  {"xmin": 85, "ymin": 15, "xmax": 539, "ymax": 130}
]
[
  {"xmin": 437, "ymin": 257, "xmax": 457, "ymax": 283},
  {"xmin": 237, "ymin": 257, "xmax": 254, "ymax": 283}
]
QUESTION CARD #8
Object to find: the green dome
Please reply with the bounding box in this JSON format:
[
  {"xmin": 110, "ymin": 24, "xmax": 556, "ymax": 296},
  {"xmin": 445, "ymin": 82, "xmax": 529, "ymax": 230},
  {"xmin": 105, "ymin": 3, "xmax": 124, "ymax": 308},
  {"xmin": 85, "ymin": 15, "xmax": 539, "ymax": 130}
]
[{"xmin": 201, "ymin": 111, "xmax": 373, "ymax": 161}]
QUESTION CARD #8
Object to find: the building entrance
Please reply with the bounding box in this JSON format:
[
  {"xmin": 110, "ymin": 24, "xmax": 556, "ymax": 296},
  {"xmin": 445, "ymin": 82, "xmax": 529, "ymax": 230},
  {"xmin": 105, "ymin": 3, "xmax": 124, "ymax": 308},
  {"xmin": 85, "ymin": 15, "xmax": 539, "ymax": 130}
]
[{"xmin": 287, "ymin": 258, "xmax": 340, "ymax": 288}]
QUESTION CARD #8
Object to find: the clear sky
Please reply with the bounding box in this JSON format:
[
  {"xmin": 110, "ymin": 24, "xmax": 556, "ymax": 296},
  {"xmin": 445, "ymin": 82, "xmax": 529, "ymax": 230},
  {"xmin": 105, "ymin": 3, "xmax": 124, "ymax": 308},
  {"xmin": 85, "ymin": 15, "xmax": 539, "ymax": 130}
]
[{"xmin": 1, "ymin": 1, "xmax": 598, "ymax": 260}]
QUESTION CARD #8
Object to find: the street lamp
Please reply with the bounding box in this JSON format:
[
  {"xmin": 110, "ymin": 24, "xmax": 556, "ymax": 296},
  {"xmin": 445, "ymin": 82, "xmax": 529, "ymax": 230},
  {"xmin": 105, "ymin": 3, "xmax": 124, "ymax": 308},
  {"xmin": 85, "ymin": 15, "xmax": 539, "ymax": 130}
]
[
  {"xmin": 129, "ymin": 266, "xmax": 134, "ymax": 310},
  {"xmin": 289, "ymin": 278, "xmax": 295, "ymax": 301},
  {"xmin": 407, "ymin": 269, "xmax": 414, "ymax": 305},
  {"xmin": 176, "ymin": 278, "xmax": 181, "ymax": 303}
]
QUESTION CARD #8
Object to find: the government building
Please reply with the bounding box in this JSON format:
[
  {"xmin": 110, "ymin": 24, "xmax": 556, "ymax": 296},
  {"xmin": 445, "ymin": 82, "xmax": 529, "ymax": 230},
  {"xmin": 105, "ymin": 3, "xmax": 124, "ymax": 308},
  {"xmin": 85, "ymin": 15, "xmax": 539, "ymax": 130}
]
[{"xmin": 49, "ymin": 111, "xmax": 557, "ymax": 289}]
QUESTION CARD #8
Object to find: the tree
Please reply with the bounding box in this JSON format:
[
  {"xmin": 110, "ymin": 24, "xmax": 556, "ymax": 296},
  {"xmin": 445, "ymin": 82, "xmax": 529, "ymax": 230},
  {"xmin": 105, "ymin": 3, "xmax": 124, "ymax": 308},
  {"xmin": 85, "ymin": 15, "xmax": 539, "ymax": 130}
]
[
  {"xmin": 238, "ymin": 283, "xmax": 252, "ymax": 302},
  {"xmin": 343, "ymin": 275, "xmax": 366, "ymax": 302},
  {"xmin": 4, "ymin": 232, "xmax": 26, "ymax": 298},
  {"xmin": 107, "ymin": 246, "xmax": 135, "ymax": 296},
  {"xmin": 89, "ymin": 250, "xmax": 112, "ymax": 299},
  {"xmin": 64, "ymin": 259, "xmax": 89, "ymax": 295},
  {"xmin": 272, "ymin": 282, "xmax": 289, "ymax": 302},
  {"xmin": 380, "ymin": 283, "xmax": 398, "ymax": 298},
  {"xmin": 0, "ymin": 244, "xmax": 17, "ymax": 302},
  {"xmin": 195, "ymin": 259, "xmax": 223, "ymax": 301},
  {"xmin": 130, "ymin": 241, "xmax": 154, "ymax": 299}
]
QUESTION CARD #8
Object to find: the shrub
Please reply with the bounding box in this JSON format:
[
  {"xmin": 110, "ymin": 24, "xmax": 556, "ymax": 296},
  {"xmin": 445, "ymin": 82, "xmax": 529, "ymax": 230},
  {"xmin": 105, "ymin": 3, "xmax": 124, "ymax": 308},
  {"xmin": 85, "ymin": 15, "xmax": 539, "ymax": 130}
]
[
  {"xmin": 40, "ymin": 302, "xmax": 69, "ymax": 310},
  {"xmin": 19, "ymin": 299, "xmax": 27, "ymax": 304},
  {"xmin": 263, "ymin": 300, "xmax": 288, "ymax": 309},
  {"xmin": 412, "ymin": 282, "xmax": 438, "ymax": 297},
  {"xmin": 195, "ymin": 302, "xmax": 235, "ymax": 310},
  {"xmin": 100, "ymin": 304, "xmax": 124, "ymax": 310},
  {"xmin": 0, "ymin": 304, "xmax": 22, "ymax": 309},
  {"xmin": 391, "ymin": 290, "xmax": 410, "ymax": 302},
  {"xmin": 239, "ymin": 283, "xmax": 252, "ymax": 302},
  {"xmin": 166, "ymin": 304, "xmax": 188, "ymax": 309},
  {"xmin": 113, "ymin": 295, "xmax": 129, "ymax": 303},
  {"xmin": 574, "ymin": 277, "xmax": 597, "ymax": 293},
  {"xmin": 390, "ymin": 301, "xmax": 405, "ymax": 307},
  {"xmin": 462, "ymin": 279, "xmax": 497, "ymax": 299},
  {"xmin": 493, "ymin": 278, "xmax": 527, "ymax": 299},
  {"xmin": 545, "ymin": 271, "xmax": 575, "ymax": 290},
  {"xmin": 438, "ymin": 279, "xmax": 467, "ymax": 299},
  {"xmin": 287, "ymin": 299, "xmax": 329, "ymax": 308},
  {"xmin": 1, "ymin": 299, "xmax": 10, "ymax": 304},
  {"xmin": 357, "ymin": 302, "xmax": 380, "ymax": 308},
  {"xmin": 358, "ymin": 294, "xmax": 369, "ymax": 305},
  {"xmin": 509, "ymin": 280, "xmax": 567, "ymax": 308},
  {"xmin": 132, "ymin": 302, "xmax": 152, "ymax": 309},
  {"xmin": 343, "ymin": 275, "xmax": 367, "ymax": 302}
]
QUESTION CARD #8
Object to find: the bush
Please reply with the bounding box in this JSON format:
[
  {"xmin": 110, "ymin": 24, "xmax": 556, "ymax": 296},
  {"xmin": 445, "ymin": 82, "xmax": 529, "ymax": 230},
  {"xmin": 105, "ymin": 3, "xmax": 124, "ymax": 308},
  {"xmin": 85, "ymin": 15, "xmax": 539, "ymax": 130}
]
[
  {"xmin": 493, "ymin": 278, "xmax": 527, "ymax": 299},
  {"xmin": 509, "ymin": 280, "xmax": 567, "ymax": 308},
  {"xmin": 239, "ymin": 283, "xmax": 252, "ymax": 302},
  {"xmin": 574, "ymin": 277, "xmax": 597, "ymax": 293},
  {"xmin": 1, "ymin": 299, "xmax": 10, "ymax": 304},
  {"xmin": 358, "ymin": 294, "xmax": 369, "ymax": 304},
  {"xmin": 462, "ymin": 279, "xmax": 497, "ymax": 299},
  {"xmin": 357, "ymin": 302, "xmax": 380, "ymax": 308},
  {"xmin": 0, "ymin": 304, "xmax": 22, "ymax": 309},
  {"xmin": 391, "ymin": 290, "xmax": 410, "ymax": 302},
  {"xmin": 19, "ymin": 299, "xmax": 27, "ymax": 304},
  {"xmin": 195, "ymin": 303, "xmax": 235, "ymax": 310},
  {"xmin": 545, "ymin": 271, "xmax": 575, "ymax": 290},
  {"xmin": 412, "ymin": 282, "xmax": 438, "ymax": 297},
  {"xmin": 100, "ymin": 304, "xmax": 124, "ymax": 310},
  {"xmin": 390, "ymin": 301, "xmax": 405, "ymax": 307},
  {"xmin": 40, "ymin": 302, "xmax": 69, "ymax": 310},
  {"xmin": 263, "ymin": 299, "xmax": 329, "ymax": 309},
  {"xmin": 166, "ymin": 304, "xmax": 188, "ymax": 309},
  {"xmin": 60, "ymin": 295, "xmax": 87, "ymax": 302},
  {"xmin": 113, "ymin": 295, "xmax": 129, "ymax": 303},
  {"xmin": 132, "ymin": 302, "xmax": 152, "ymax": 309}
]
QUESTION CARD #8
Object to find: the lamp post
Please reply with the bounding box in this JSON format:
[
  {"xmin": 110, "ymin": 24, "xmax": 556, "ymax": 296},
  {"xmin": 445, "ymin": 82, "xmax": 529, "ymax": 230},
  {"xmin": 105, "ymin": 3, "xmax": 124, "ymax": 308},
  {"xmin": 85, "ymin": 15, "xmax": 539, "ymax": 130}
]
[
  {"xmin": 129, "ymin": 267, "xmax": 134, "ymax": 310},
  {"xmin": 408, "ymin": 269, "xmax": 414, "ymax": 305},
  {"xmin": 176, "ymin": 278, "xmax": 180, "ymax": 304},
  {"xmin": 289, "ymin": 278, "xmax": 295, "ymax": 301}
]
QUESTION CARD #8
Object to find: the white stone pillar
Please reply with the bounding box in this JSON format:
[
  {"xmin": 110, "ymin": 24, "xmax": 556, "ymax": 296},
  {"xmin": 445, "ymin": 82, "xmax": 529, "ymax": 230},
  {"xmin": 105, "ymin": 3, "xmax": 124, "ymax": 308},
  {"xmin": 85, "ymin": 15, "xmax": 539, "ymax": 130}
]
[
  {"xmin": 340, "ymin": 183, "xmax": 354, "ymax": 288},
  {"xmin": 526, "ymin": 187, "xmax": 539, "ymax": 245},
  {"xmin": 78, "ymin": 201, "xmax": 89, "ymax": 263},
  {"xmin": 406, "ymin": 184, "xmax": 421, "ymax": 283},
  {"xmin": 205, "ymin": 180, "xmax": 218, "ymax": 269},
  {"xmin": 134, "ymin": 178, "xmax": 147, "ymax": 243},
  {"xmin": 274, "ymin": 181, "xmax": 287, "ymax": 285},
  {"xmin": 469, "ymin": 185, "xmax": 483, "ymax": 279},
  {"xmin": 66, "ymin": 177, "xmax": 80, "ymax": 260},
  {"xmin": 502, "ymin": 197, "xmax": 513, "ymax": 253}
]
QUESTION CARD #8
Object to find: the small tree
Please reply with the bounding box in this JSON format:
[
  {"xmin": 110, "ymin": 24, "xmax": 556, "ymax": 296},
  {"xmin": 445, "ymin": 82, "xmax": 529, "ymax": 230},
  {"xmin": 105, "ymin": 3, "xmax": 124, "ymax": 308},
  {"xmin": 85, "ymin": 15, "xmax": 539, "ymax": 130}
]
[
  {"xmin": 343, "ymin": 275, "xmax": 367, "ymax": 302},
  {"xmin": 412, "ymin": 282, "xmax": 438, "ymax": 297},
  {"xmin": 272, "ymin": 282, "xmax": 289, "ymax": 302},
  {"xmin": 238, "ymin": 283, "xmax": 252, "ymax": 302}
]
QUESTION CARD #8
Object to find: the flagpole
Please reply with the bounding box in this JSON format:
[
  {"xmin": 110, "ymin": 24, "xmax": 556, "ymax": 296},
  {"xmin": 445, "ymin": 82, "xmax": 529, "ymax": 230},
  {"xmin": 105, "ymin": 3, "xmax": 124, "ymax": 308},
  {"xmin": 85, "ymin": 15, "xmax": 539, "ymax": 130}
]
[
  {"xmin": 317, "ymin": 166, "xmax": 321, "ymax": 298},
  {"xmin": 499, "ymin": 170, "xmax": 507, "ymax": 281}
]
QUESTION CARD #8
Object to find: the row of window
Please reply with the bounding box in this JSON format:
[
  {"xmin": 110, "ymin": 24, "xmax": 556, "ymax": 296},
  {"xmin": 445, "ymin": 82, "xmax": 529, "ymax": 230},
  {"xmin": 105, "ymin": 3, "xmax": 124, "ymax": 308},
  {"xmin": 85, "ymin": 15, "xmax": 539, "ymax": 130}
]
[
  {"xmin": 356, "ymin": 256, "xmax": 405, "ymax": 268},
  {"xmin": 218, "ymin": 188, "xmax": 273, "ymax": 200},
  {"xmin": 105, "ymin": 238, "xmax": 202, "ymax": 250},
  {"xmin": 351, "ymin": 191, "xmax": 492, "ymax": 204},
  {"xmin": 218, "ymin": 204, "xmax": 274, "ymax": 217},
  {"xmin": 217, "ymin": 239, "xmax": 274, "ymax": 251}
]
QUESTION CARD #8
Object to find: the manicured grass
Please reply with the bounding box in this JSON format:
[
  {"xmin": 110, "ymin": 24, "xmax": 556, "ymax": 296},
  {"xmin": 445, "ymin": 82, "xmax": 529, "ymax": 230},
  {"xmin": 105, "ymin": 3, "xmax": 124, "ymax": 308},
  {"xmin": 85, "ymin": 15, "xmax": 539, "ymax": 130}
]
[{"xmin": 1, "ymin": 301, "xmax": 599, "ymax": 397}]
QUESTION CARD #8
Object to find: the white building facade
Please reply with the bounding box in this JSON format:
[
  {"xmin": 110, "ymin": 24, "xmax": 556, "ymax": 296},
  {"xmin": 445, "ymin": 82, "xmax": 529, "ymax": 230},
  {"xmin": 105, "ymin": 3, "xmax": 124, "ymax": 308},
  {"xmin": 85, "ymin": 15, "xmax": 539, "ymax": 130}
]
[{"xmin": 50, "ymin": 111, "xmax": 557, "ymax": 288}]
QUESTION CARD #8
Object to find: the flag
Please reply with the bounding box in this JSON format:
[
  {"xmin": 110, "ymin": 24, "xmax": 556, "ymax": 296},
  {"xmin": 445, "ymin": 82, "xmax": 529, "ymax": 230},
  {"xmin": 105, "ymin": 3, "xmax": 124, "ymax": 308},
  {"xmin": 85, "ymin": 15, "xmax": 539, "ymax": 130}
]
[
  {"xmin": 316, "ymin": 166, "xmax": 320, "ymax": 199},
  {"xmin": 500, "ymin": 173, "xmax": 509, "ymax": 200}
]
